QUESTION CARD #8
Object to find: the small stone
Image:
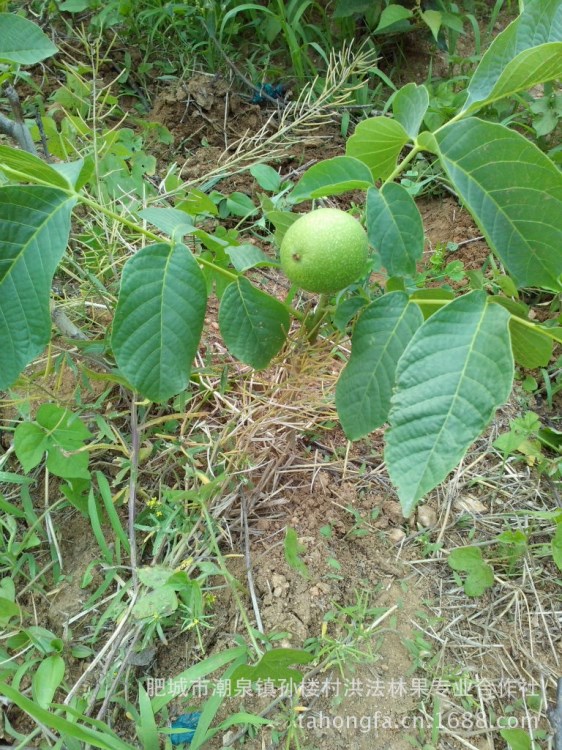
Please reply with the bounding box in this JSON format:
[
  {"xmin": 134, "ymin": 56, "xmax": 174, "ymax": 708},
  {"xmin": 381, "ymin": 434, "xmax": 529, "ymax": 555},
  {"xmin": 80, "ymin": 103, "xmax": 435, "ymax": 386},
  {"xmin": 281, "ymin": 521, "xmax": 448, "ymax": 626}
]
[
  {"xmin": 387, "ymin": 528, "xmax": 406, "ymax": 543},
  {"xmin": 417, "ymin": 506, "xmax": 437, "ymax": 527},
  {"xmin": 381, "ymin": 500, "xmax": 404, "ymax": 524},
  {"xmin": 454, "ymin": 496, "xmax": 487, "ymax": 514}
]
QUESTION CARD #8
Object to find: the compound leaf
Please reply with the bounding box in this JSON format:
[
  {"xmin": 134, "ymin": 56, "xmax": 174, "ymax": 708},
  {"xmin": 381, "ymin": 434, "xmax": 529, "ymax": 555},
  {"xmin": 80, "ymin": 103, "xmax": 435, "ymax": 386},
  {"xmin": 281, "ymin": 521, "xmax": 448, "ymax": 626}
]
[
  {"xmin": 111, "ymin": 243, "xmax": 207, "ymax": 402},
  {"xmin": 336, "ymin": 292, "xmax": 423, "ymax": 441},
  {"xmin": 435, "ymin": 118, "xmax": 562, "ymax": 291},
  {"xmin": 385, "ymin": 291, "xmax": 514, "ymax": 516}
]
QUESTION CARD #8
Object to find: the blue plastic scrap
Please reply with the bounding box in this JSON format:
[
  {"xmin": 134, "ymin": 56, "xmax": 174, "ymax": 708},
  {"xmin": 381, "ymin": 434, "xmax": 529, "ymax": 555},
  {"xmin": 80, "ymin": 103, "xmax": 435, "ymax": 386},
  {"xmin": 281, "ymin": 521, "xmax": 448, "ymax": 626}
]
[
  {"xmin": 170, "ymin": 712, "xmax": 202, "ymax": 746},
  {"xmin": 251, "ymin": 83, "xmax": 286, "ymax": 105}
]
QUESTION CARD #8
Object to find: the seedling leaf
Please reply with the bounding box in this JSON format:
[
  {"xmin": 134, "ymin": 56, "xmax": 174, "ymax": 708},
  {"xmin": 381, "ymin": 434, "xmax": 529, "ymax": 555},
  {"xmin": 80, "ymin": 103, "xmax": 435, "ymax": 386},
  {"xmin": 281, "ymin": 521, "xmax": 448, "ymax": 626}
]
[
  {"xmin": 552, "ymin": 522, "xmax": 562, "ymax": 572},
  {"xmin": 500, "ymin": 728, "xmax": 533, "ymax": 750},
  {"xmin": 32, "ymin": 655, "xmax": 65, "ymax": 709},
  {"xmin": 448, "ymin": 546, "xmax": 494, "ymax": 596},
  {"xmin": 284, "ymin": 527, "xmax": 310, "ymax": 579}
]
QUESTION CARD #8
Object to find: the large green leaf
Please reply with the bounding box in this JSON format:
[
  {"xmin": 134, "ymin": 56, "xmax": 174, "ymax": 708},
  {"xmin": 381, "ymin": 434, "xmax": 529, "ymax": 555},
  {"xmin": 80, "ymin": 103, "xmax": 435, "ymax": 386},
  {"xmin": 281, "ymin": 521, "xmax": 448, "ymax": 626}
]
[
  {"xmin": 435, "ymin": 118, "xmax": 562, "ymax": 291},
  {"xmin": 346, "ymin": 117, "xmax": 409, "ymax": 180},
  {"xmin": 466, "ymin": 43, "xmax": 562, "ymax": 114},
  {"xmin": 509, "ymin": 318, "xmax": 553, "ymax": 368},
  {"xmin": 336, "ymin": 293, "xmax": 423, "ymax": 441},
  {"xmin": 219, "ymin": 278, "xmax": 289, "ymax": 369},
  {"xmin": 0, "ymin": 13, "xmax": 58, "ymax": 65},
  {"xmin": 374, "ymin": 5, "xmax": 412, "ymax": 33},
  {"xmin": 421, "ymin": 9, "xmax": 442, "ymax": 43},
  {"xmin": 392, "ymin": 83, "xmax": 429, "ymax": 139},
  {"xmin": 366, "ymin": 183, "xmax": 424, "ymax": 277},
  {"xmin": 491, "ymin": 297, "xmax": 554, "ymax": 368},
  {"xmin": 138, "ymin": 207, "xmax": 195, "ymax": 239},
  {"xmin": 385, "ymin": 291, "xmax": 514, "ymax": 516},
  {"xmin": 290, "ymin": 156, "xmax": 374, "ymax": 202},
  {"xmin": 463, "ymin": 0, "xmax": 562, "ymax": 112},
  {"xmin": 0, "ymin": 145, "xmax": 71, "ymax": 189},
  {"xmin": 111, "ymin": 243, "xmax": 207, "ymax": 402},
  {"xmin": 0, "ymin": 186, "xmax": 76, "ymax": 390}
]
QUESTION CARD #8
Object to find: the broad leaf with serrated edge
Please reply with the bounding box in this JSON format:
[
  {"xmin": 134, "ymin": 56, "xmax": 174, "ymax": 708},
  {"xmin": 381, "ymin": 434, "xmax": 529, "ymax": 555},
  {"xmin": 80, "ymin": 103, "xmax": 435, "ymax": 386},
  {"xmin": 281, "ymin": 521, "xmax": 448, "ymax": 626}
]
[
  {"xmin": 463, "ymin": 0, "xmax": 562, "ymax": 112},
  {"xmin": 346, "ymin": 117, "xmax": 409, "ymax": 180},
  {"xmin": 219, "ymin": 278, "xmax": 289, "ymax": 369},
  {"xmin": 0, "ymin": 186, "xmax": 76, "ymax": 390},
  {"xmin": 290, "ymin": 156, "xmax": 374, "ymax": 202},
  {"xmin": 392, "ymin": 83, "xmax": 429, "ymax": 139},
  {"xmin": 366, "ymin": 184, "xmax": 424, "ymax": 277},
  {"xmin": 435, "ymin": 118, "xmax": 562, "ymax": 292},
  {"xmin": 385, "ymin": 291, "xmax": 513, "ymax": 516},
  {"xmin": 336, "ymin": 293, "xmax": 423, "ymax": 441},
  {"xmin": 111, "ymin": 243, "xmax": 207, "ymax": 402}
]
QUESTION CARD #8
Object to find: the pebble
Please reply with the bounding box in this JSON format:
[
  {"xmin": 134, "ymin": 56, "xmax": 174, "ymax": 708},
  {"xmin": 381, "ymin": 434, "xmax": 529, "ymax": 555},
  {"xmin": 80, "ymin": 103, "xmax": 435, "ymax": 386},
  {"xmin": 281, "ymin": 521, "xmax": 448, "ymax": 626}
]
[{"xmin": 417, "ymin": 506, "xmax": 437, "ymax": 527}]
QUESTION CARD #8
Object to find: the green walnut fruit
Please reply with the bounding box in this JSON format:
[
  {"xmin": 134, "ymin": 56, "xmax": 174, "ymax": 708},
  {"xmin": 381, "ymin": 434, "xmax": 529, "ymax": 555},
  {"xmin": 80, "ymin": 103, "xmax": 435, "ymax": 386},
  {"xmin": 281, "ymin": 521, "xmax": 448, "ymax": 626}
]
[{"xmin": 280, "ymin": 208, "xmax": 369, "ymax": 294}]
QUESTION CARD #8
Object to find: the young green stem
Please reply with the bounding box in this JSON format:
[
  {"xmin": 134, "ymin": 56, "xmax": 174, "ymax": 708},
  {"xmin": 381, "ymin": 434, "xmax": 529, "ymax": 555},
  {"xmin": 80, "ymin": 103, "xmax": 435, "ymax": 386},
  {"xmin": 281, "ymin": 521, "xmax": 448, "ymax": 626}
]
[
  {"xmin": 383, "ymin": 145, "xmax": 422, "ymax": 186},
  {"xmin": 306, "ymin": 294, "xmax": 331, "ymax": 343}
]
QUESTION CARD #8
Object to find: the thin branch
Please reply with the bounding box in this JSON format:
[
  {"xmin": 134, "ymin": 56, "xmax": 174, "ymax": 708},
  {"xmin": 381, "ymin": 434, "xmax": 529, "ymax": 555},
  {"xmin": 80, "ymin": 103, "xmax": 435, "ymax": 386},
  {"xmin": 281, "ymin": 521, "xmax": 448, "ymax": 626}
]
[
  {"xmin": 128, "ymin": 397, "xmax": 140, "ymax": 590},
  {"xmin": 0, "ymin": 85, "xmax": 38, "ymax": 155},
  {"xmin": 548, "ymin": 677, "xmax": 562, "ymax": 750},
  {"xmin": 242, "ymin": 496, "xmax": 264, "ymax": 633}
]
